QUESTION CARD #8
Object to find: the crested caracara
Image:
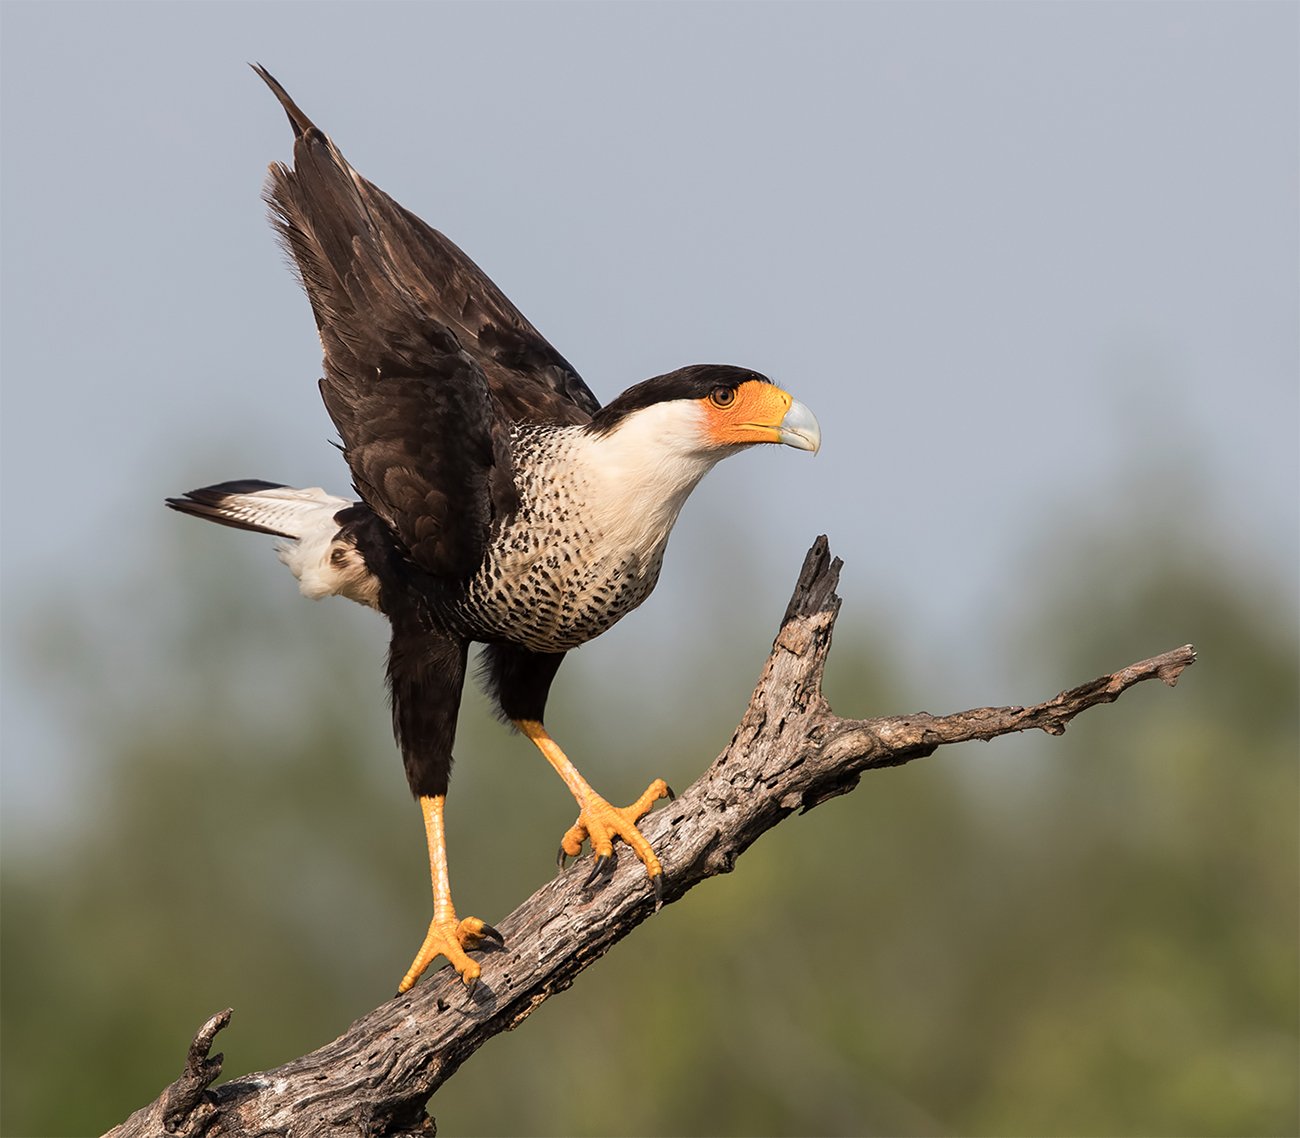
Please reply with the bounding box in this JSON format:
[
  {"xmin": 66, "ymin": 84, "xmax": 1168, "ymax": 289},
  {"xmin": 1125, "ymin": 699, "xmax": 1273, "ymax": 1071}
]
[{"xmin": 168, "ymin": 66, "xmax": 821, "ymax": 994}]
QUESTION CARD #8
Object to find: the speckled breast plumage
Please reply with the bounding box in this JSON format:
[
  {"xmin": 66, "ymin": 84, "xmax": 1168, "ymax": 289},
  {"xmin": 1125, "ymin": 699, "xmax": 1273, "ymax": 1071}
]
[{"xmin": 455, "ymin": 427, "xmax": 667, "ymax": 654}]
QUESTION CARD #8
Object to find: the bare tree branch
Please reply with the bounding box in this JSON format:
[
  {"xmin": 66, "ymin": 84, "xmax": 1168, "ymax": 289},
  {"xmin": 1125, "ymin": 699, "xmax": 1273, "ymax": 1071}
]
[
  {"xmin": 105, "ymin": 1009, "xmax": 232, "ymax": 1138},
  {"xmin": 104, "ymin": 536, "xmax": 1196, "ymax": 1137}
]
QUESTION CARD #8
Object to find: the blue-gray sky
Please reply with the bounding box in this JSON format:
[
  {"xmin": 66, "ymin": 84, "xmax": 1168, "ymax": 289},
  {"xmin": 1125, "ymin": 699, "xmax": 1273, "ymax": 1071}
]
[{"xmin": 2, "ymin": 2, "xmax": 1296, "ymax": 833}]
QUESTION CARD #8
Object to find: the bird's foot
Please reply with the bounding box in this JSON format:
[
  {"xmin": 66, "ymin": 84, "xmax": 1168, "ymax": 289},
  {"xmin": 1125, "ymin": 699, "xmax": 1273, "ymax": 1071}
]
[
  {"xmin": 396, "ymin": 914, "xmax": 503, "ymax": 995},
  {"xmin": 558, "ymin": 779, "xmax": 672, "ymax": 897}
]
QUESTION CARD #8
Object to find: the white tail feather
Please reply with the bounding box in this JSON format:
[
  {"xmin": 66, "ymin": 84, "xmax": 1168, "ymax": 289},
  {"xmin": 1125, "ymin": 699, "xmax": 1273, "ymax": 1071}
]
[{"xmin": 168, "ymin": 481, "xmax": 380, "ymax": 609}]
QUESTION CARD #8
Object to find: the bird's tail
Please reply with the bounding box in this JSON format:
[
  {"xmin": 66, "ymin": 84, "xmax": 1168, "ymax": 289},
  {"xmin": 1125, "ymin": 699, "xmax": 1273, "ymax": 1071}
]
[{"xmin": 165, "ymin": 480, "xmax": 353, "ymax": 539}]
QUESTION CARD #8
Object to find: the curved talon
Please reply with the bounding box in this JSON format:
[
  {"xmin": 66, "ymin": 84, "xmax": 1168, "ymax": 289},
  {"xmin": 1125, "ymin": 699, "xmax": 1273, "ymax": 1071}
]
[
  {"xmin": 463, "ymin": 974, "xmax": 478, "ymax": 997},
  {"xmin": 480, "ymin": 922, "xmax": 505, "ymax": 946},
  {"xmin": 584, "ymin": 854, "xmax": 610, "ymax": 887},
  {"xmin": 664, "ymin": 784, "xmax": 676, "ymax": 802},
  {"xmin": 553, "ymin": 779, "xmax": 670, "ymax": 895},
  {"xmin": 652, "ymin": 872, "xmax": 663, "ymax": 904}
]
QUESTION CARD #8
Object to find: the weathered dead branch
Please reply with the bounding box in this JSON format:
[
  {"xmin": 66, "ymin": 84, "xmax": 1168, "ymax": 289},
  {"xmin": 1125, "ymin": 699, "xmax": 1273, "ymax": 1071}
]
[{"xmin": 105, "ymin": 536, "xmax": 1196, "ymax": 1137}]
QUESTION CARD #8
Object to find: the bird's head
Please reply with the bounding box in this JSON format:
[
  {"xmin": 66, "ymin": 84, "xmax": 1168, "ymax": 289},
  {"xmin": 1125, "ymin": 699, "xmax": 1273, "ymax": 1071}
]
[
  {"xmin": 589, "ymin": 364, "xmax": 821, "ymax": 456},
  {"xmin": 578, "ymin": 364, "xmax": 820, "ymax": 554}
]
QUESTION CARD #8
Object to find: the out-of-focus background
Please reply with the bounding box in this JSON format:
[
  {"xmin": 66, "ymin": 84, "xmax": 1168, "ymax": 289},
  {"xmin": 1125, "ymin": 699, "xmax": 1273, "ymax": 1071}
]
[{"xmin": 3, "ymin": 4, "xmax": 1296, "ymax": 1135}]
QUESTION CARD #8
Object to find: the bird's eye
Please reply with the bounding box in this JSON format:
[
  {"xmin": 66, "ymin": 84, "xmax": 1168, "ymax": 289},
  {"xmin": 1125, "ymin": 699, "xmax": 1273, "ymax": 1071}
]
[{"xmin": 709, "ymin": 387, "xmax": 736, "ymax": 409}]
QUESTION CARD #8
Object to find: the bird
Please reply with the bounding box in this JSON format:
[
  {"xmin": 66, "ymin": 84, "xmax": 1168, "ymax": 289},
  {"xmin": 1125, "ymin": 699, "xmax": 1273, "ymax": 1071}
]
[{"xmin": 168, "ymin": 66, "xmax": 821, "ymax": 995}]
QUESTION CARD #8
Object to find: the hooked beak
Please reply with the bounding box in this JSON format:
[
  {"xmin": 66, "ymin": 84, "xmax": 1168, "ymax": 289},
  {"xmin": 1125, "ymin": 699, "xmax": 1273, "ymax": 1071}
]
[{"xmin": 778, "ymin": 398, "xmax": 821, "ymax": 454}]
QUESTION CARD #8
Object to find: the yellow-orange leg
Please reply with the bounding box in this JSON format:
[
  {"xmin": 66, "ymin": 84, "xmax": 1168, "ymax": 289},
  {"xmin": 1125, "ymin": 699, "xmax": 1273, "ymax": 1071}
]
[
  {"xmin": 515, "ymin": 719, "xmax": 671, "ymax": 897},
  {"xmin": 396, "ymin": 794, "xmax": 502, "ymax": 995}
]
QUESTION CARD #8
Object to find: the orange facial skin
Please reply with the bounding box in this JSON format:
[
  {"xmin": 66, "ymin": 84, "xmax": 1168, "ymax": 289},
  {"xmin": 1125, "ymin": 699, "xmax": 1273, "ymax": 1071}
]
[{"xmin": 700, "ymin": 380, "xmax": 796, "ymax": 447}]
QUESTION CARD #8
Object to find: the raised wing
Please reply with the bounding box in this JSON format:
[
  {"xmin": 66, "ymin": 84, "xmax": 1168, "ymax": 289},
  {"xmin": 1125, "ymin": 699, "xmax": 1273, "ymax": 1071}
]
[{"xmin": 254, "ymin": 66, "xmax": 599, "ymax": 578}]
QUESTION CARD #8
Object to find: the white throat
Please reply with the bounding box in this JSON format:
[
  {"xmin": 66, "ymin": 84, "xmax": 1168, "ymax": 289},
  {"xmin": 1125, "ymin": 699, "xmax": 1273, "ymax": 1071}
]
[{"xmin": 571, "ymin": 400, "xmax": 729, "ymax": 557}]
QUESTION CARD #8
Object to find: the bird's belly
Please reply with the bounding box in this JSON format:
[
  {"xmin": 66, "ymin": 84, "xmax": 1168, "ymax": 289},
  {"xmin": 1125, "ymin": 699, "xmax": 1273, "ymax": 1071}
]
[{"xmin": 462, "ymin": 535, "xmax": 664, "ymax": 654}]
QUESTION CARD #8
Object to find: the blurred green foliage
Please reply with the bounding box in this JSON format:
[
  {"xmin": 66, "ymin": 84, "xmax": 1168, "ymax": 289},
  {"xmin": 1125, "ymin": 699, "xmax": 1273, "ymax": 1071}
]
[{"xmin": 2, "ymin": 510, "xmax": 1296, "ymax": 1137}]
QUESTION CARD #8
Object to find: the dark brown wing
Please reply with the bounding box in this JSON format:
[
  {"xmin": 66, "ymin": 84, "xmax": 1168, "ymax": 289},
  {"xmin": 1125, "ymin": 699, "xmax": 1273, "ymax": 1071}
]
[{"xmin": 254, "ymin": 65, "xmax": 599, "ymax": 578}]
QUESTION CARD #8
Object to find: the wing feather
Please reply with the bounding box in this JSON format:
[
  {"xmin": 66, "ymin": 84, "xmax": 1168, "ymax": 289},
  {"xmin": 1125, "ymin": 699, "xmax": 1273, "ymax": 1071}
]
[{"xmin": 253, "ymin": 65, "xmax": 598, "ymax": 578}]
